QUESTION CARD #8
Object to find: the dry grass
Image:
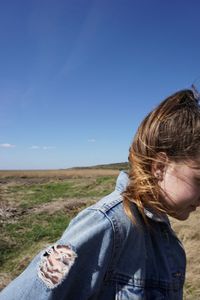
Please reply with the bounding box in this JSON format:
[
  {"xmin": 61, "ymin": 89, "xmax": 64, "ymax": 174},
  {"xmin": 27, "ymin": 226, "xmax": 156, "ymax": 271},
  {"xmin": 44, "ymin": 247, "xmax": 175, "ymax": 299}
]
[
  {"xmin": 0, "ymin": 169, "xmax": 119, "ymax": 178},
  {"xmin": 170, "ymin": 210, "xmax": 200, "ymax": 299}
]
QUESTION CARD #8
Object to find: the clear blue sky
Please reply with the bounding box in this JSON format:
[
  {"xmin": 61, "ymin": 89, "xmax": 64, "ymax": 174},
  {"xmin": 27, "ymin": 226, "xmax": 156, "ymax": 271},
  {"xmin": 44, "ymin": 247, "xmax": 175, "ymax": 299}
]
[{"xmin": 1, "ymin": 0, "xmax": 200, "ymax": 170}]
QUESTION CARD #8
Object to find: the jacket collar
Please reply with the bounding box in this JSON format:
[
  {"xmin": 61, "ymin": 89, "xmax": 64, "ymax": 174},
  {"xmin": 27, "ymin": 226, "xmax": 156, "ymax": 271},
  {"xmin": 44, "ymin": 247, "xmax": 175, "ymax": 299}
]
[{"xmin": 115, "ymin": 171, "xmax": 169, "ymax": 225}]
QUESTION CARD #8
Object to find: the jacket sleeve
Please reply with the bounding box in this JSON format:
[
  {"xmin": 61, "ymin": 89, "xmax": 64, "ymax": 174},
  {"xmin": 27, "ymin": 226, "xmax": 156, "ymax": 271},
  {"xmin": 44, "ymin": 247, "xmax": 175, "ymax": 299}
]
[{"xmin": 0, "ymin": 207, "xmax": 114, "ymax": 300}]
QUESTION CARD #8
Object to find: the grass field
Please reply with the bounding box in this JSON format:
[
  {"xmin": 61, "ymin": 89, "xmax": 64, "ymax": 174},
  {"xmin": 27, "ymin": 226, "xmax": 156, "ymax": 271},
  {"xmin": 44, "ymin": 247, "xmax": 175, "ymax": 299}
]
[{"xmin": 0, "ymin": 168, "xmax": 199, "ymax": 299}]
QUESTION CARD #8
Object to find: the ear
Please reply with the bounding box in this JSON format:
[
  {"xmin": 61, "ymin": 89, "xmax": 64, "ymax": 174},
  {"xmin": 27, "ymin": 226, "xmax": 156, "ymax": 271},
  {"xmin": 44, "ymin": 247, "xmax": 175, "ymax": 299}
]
[{"xmin": 151, "ymin": 152, "xmax": 168, "ymax": 180}]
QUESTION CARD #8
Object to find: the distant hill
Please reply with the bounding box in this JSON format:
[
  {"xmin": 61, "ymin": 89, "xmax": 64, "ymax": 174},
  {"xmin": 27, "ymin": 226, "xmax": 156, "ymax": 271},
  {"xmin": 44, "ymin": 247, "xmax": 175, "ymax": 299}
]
[{"xmin": 70, "ymin": 162, "xmax": 129, "ymax": 171}]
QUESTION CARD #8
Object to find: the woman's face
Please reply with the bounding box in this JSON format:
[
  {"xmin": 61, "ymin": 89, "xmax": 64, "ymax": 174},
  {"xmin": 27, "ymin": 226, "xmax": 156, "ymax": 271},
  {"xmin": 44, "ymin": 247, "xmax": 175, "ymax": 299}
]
[{"xmin": 158, "ymin": 160, "xmax": 200, "ymax": 220}]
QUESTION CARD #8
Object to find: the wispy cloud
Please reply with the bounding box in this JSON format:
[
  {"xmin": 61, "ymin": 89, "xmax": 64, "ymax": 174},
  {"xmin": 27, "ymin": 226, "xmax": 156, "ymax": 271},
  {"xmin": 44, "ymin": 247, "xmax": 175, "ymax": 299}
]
[
  {"xmin": 30, "ymin": 145, "xmax": 40, "ymax": 149},
  {"xmin": 0, "ymin": 143, "xmax": 16, "ymax": 148},
  {"xmin": 60, "ymin": 1, "xmax": 100, "ymax": 77},
  {"xmin": 87, "ymin": 139, "xmax": 96, "ymax": 143},
  {"xmin": 30, "ymin": 145, "xmax": 56, "ymax": 150},
  {"xmin": 42, "ymin": 146, "xmax": 56, "ymax": 150}
]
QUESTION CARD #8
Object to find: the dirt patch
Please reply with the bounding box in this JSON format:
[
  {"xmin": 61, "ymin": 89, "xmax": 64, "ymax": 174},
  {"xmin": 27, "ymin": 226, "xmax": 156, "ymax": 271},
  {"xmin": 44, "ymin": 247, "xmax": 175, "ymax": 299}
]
[
  {"xmin": 0, "ymin": 197, "xmax": 98, "ymax": 224},
  {"xmin": 0, "ymin": 177, "xmax": 54, "ymax": 186},
  {"xmin": 0, "ymin": 272, "xmax": 12, "ymax": 291},
  {"xmin": 29, "ymin": 197, "xmax": 97, "ymax": 215},
  {"xmin": 0, "ymin": 201, "xmax": 27, "ymax": 223}
]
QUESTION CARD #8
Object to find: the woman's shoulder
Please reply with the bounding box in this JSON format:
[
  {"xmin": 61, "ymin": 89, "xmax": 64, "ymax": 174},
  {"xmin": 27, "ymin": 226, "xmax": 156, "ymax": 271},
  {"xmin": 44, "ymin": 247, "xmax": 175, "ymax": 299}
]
[
  {"xmin": 60, "ymin": 171, "xmax": 138, "ymax": 248},
  {"xmin": 68, "ymin": 190, "xmax": 131, "ymax": 231},
  {"xmin": 87, "ymin": 190, "xmax": 138, "ymax": 241},
  {"xmin": 88, "ymin": 170, "xmax": 133, "ymax": 222},
  {"xmin": 90, "ymin": 190, "xmax": 123, "ymax": 213}
]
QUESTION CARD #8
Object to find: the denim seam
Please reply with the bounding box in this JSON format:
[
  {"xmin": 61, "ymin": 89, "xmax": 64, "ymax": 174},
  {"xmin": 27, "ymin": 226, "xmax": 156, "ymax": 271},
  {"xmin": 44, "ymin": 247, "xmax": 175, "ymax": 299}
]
[
  {"xmin": 88, "ymin": 206, "xmax": 124, "ymax": 281},
  {"xmin": 105, "ymin": 274, "xmax": 184, "ymax": 290}
]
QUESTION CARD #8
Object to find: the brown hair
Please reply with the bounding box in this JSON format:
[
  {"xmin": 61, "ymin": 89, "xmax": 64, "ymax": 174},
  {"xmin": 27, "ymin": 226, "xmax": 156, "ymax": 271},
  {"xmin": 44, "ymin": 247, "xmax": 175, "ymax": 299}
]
[{"xmin": 123, "ymin": 89, "xmax": 200, "ymax": 225}]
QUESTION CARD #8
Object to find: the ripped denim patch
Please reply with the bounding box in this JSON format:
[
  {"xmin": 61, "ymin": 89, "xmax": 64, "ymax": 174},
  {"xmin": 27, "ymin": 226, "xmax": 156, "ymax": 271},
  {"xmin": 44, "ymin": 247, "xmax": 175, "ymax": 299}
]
[{"xmin": 37, "ymin": 243, "xmax": 77, "ymax": 289}]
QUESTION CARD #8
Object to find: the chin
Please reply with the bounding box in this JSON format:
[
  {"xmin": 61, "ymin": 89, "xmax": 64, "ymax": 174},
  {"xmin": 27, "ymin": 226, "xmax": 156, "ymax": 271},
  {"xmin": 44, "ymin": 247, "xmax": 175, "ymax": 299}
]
[{"xmin": 173, "ymin": 212, "xmax": 190, "ymax": 221}]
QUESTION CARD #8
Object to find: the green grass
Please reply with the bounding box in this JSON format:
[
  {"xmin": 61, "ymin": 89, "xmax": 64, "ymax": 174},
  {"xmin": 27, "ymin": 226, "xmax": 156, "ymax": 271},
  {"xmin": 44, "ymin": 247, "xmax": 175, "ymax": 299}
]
[
  {"xmin": 0, "ymin": 175, "xmax": 117, "ymax": 282},
  {"xmin": 1, "ymin": 203, "xmax": 99, "ymax": 281},
  {"xmin": 7, "ymin": 176, "xmax": 116, "ymax": 209},
  {"xmin": 0, "ymin": 212, "xmax": 71, "ymax": 272}
]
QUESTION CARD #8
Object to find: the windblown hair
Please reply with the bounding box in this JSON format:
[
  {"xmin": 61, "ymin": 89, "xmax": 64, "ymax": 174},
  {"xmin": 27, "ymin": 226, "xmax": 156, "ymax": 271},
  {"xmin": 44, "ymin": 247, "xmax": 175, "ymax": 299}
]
[{"xmin": 123, "ymin": 89, "xmax": 200, "ymax": 225}]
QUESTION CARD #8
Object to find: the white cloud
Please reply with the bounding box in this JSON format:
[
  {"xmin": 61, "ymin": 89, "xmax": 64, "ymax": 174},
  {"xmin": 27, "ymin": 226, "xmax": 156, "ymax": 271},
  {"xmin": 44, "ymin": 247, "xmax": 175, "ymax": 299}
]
[
  {"xmin": 87, "ymin": 139, "xmax": 96, "ymax": 143},
  {"xmin": 30, "ymin": 145, "xmax": 40, "ymax": 149},
  {"xmin": 42, "ymin": 146, "xmax": 56, "ymax": 150},
  {"xmin": 30, "ymin": 145, "xmax": 56, "ymax": 150},
  {"xmin": 0, "ymin": 143, "xmax": 16, "ymax": 148}
]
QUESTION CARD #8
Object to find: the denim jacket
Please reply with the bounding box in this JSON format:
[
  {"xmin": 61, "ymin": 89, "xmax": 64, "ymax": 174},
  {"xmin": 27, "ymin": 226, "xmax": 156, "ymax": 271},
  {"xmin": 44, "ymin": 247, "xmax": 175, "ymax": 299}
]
[{"xmin": 0, "ymin": 171, "xmax": 186, "ymax": 300}]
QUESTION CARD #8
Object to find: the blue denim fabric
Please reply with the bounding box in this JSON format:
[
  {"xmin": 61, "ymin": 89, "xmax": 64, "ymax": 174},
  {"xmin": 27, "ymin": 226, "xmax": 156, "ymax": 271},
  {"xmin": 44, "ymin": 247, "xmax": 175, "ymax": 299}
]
[{"xmin": 0, "ymin": 171, "xmax": 186, "ymax": 300}]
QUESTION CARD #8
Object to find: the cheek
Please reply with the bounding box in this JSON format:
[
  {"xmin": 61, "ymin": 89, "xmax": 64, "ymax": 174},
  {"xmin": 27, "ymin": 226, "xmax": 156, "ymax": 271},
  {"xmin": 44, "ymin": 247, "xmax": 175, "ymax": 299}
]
[
  {"xmin": 159, "ymin": 173, "xmax": 178, "ymax": 198},
  {"xmin": 174, "ymin": 182, "xmax": 200, "ymax": 204},
  {"xmin": 159, "ymin": 174, "xmax": 192, "ymax": 206},
  {"xmin": 161, "ymin": 177, "xmax": 198, "ymax": 207}
]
